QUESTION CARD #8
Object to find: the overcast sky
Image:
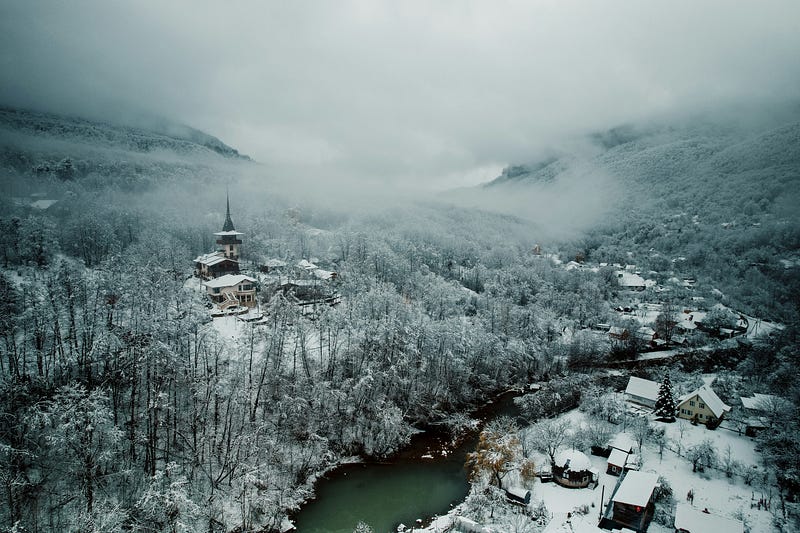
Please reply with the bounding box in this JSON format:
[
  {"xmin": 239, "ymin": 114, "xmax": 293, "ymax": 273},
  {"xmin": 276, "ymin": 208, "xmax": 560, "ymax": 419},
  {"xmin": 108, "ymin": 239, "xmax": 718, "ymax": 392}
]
[{"xmin": 2, "ymin": 1, "xmax": 799, "ymax": 190}]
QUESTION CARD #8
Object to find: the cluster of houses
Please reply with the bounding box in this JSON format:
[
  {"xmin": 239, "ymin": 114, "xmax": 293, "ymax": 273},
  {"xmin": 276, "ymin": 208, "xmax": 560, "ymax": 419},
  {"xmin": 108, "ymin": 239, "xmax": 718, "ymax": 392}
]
[
  {"xmin": 622, "ymin": 374, "xmax": 781, "ymax": 437},
  {"xmin": 192, "ymin": 197, "xmax": 339, "ymax": 315},
  {"xmin": 537, "ymin": 375, "xmax": 761, "ymax": 533},
  {"xmin": 624, "ymin": 376, "xmax": 732, "ymax": 426}
]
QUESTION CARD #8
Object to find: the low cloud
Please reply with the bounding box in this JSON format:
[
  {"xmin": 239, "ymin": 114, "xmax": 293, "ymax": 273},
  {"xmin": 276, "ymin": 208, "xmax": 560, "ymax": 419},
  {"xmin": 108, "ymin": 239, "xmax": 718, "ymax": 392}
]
[{"xmin": 2, "ymin": 1, "xmax": 800, "ymax": 190}]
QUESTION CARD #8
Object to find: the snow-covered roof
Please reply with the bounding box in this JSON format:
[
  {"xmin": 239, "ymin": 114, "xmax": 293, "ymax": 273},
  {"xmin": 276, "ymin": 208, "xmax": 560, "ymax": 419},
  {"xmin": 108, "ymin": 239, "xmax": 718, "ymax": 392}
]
[
  {"xmin": 213, "ymin": 230, "xmax": 244, "ymax": 236},
  {"xmin": 740, "ymin": 393, "xmax": 778, "ymax": 411},
  {"xmin": 194, "ymin": 251, "xmax": 235, "ymax": 267},
  {"xmin": 616, "ymin": 271, "xmax": 646, "ymax": 288},
  {"xmin": 625, "ymin": 377, "xmax": 659, "ymax": 402},
  {"xmin": 637, "ymin": 326, "xmax": 656, "ymax": 338},
  {"xmin": 609, "ymin": 326, "xmax": 628, "ymax": 336},
  {"xmin": 203, "ymin": 274, "xmax": 256, "ymax": 289},
  {"xmin": 677, "ymin": 386, "xmax": 731, "ymax": 418},
  {"xmin": 612, "ymin": 471, "xmax": 659, "ymax": 507},
  {"xmin": 312, "ymin": 269, "xmax": 336, "ymax": 280},
  {"xmin": 674, "ymin": 503, "xmax": 743, "ymax": 533},
  {"xmin": 262, "ymin": 258, "xmax": 288, "ymax": 268},
  {"xmin": 608, "ymin": 448, "xmax": 629, "ymax": 467},
  {"xmin": 609, "ymin": 433, "xmax": 635, "ymax": 453},
  {"xmin": 297, "ymin": 259, "xmax": 318, "ymax": 270},
  {"xmin": 30, "ymin": 199, "xmax": 58, "ymax": 209},
  {"xmin": 554, "ymin": 449, "xmax": 592, "ymax": 472},
  {"xmin": 505, "ymin": 486, "xmax": 530, "ymax": 499}
]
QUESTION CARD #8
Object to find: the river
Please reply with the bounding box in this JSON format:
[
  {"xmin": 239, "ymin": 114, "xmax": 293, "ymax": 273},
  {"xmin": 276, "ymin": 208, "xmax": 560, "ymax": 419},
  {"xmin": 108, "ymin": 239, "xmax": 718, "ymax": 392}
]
[{"xmin": 293, "ymin": 392, "xmax": 523, "ymax": 533}]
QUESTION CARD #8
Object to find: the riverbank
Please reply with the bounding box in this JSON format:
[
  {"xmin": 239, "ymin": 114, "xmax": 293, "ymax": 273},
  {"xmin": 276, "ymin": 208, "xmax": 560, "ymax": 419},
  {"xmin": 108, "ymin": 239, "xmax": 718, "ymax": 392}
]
[{"xmin": 290, "ymin": 389, "xmax": 527, "ymax": 532}]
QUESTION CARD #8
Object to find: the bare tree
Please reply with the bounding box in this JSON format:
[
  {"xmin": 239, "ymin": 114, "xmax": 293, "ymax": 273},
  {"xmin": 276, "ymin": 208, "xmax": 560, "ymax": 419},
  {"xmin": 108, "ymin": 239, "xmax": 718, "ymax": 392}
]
[{"xmin": 523, "ymin": 418, "xmax": 571, "ymax": 466}]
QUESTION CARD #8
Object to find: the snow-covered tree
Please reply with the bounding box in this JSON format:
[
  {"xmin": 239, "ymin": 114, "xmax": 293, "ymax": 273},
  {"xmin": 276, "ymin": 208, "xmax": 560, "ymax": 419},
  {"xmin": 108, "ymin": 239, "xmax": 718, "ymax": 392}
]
[
  {"xmin": 687, "ymin": 439, "xmax": 716, "ymax": 473},
  {"xmin": 653, "ymin": 374, "xmax": 676, "ymax": 422},
  {"xmin": 523, "ymin": 418, "xmax": 570, "ymax": 466},
  {"xmin": 353, "ymin": 521, "xmax": 374, "ymax": 533}
]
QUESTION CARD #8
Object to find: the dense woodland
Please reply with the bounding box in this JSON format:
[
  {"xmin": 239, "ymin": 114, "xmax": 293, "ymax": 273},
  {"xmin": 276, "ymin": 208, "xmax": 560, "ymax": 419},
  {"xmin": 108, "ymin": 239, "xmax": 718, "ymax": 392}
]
[{"xmin": 0, "ymin": 107, "xmax": 799, "ymax": 532}]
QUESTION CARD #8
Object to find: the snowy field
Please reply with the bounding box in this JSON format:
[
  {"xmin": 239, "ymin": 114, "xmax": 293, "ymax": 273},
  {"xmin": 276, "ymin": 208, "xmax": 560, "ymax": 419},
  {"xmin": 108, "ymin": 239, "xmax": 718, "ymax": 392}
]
[
  {"xmin": 422, "ymin": 406, "xmax": 776, "ymax": 533},
  {"xmin": 533, "ymin": 409, "xmax": 774, "ymax": 533}
]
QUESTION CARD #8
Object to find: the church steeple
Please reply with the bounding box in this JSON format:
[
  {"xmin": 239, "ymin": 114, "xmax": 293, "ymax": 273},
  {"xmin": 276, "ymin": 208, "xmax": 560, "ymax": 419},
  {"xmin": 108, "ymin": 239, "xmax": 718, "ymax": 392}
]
[
  {"xmin": 222, "ymin": 191, "xmax": 236, "ymax": 232},
  {"xmin": 214, "ymin": 192, "xmax": 243, "ymax": 262}
]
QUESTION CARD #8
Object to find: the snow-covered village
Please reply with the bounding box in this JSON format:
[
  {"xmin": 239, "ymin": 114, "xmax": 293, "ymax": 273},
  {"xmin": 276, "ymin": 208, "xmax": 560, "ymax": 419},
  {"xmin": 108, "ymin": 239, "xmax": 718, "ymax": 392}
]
[{"xmin": 1, "ymin": 3, "xmax": 800, "ymax": 533}]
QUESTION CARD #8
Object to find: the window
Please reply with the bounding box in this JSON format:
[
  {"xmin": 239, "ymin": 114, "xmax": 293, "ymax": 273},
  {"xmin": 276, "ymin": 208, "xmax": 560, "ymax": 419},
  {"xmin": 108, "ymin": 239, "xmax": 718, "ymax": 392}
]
[
  {"xmin": 213, "ymin": 288, "xmax": 220, "ymax": 294},
  {"xmin": 699, "ymin": 403, "xmax": 705, "ymax": 409},
  {"xmin": 689, "ymin": 400, "xmax": 695, "ymax": 407},
  {"xmin": 699, "ymin": 414, "xmax": 704, "ymax": 419}
]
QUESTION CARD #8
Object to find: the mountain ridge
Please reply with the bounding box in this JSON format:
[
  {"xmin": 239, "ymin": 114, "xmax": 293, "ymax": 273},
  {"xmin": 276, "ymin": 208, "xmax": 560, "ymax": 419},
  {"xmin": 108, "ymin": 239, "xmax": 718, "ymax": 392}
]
[{"xmin": 0, "ymin": 106, "xmax": 249, "ymax": 160}]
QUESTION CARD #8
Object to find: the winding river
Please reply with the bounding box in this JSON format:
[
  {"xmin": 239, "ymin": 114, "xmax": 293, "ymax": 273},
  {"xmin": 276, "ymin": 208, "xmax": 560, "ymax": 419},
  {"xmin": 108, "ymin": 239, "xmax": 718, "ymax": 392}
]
[{"xmin": 293, "ymin": 392, "xmax": 523, "ymax": 533}]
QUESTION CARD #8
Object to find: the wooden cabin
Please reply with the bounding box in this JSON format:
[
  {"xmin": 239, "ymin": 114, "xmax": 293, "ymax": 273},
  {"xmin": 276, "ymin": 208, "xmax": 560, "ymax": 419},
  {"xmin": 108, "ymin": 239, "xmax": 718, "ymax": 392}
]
[
  {"xmin": 194, "ymin": 251, "xmax": 239, "ymax": 279},
  {"xmin": 602, "ymin": 471, "xmax": 659, "ymax": 532}
]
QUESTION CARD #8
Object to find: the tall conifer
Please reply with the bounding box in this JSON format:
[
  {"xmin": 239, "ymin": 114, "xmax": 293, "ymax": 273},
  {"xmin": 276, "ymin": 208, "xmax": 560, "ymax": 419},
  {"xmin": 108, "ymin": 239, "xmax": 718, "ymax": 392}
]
[{"xmin": 654, "ymin": 374, "xmax": 676, "ymax": 421}]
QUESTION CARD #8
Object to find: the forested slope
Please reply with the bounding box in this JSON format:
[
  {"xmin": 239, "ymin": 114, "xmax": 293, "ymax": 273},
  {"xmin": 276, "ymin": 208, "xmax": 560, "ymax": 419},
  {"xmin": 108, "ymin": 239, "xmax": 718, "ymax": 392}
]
[
  {"xmin": 1, "ymin": 104, "xmax": 798, "ymax": 532},
  {"xmin": 0, "ymin": 107, "xmax": 601, "ymax": 531},
  {"xmin": 484, "ymin": 109, "xmax": 800, "ymax": 322},
  {"xmin": 0, "ymin": 107, "xmax": 250, "ymax": 190}
]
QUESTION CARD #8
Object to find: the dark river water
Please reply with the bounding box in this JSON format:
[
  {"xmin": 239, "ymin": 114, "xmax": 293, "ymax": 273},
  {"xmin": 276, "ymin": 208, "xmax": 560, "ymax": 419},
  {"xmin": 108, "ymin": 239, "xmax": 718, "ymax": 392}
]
[{"xmin": 293, "ymin": 392, "xmax": 523, "ymax": 533}]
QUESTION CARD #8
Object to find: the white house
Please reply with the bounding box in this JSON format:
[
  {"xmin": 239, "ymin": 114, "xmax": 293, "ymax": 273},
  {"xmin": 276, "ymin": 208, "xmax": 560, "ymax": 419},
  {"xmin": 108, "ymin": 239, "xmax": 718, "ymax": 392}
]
[{"xmin": 204, "ymin": 274, "xmax": 257, "ymax": 309}]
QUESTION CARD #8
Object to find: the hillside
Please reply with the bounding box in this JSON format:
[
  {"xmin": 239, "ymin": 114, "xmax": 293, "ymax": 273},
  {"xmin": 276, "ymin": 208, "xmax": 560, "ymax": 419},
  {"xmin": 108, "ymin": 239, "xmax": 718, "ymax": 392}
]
[
  {"xmin": 481, "ymin": 109, "xmax": 800, "ymax": 322},
  {"xmin": 0, "ymin": 106, "xmax": 251, "ymax": 189}
]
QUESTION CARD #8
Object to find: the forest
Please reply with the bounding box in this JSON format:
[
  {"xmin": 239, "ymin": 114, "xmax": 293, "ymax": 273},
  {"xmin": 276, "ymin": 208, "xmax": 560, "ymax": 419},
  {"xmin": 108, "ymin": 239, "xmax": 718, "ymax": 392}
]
[{"xmin": 0, "ymin": 106, "xmax": 799, "ymax": 532}]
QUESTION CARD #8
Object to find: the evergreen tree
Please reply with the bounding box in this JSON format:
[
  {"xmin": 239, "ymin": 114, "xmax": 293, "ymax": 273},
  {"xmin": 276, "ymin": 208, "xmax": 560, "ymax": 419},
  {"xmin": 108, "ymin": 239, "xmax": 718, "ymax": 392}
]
[{"xmin": 654, "ymin": 374, "xmax": 676, "ymax": 422}]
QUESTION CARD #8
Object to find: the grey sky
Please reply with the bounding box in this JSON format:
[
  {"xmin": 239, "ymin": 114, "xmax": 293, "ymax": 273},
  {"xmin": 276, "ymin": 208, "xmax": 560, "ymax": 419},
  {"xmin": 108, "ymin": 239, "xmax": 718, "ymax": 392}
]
[{"xmin": 2, "ymin": 1, "xmax": 799, "ymax": 190}]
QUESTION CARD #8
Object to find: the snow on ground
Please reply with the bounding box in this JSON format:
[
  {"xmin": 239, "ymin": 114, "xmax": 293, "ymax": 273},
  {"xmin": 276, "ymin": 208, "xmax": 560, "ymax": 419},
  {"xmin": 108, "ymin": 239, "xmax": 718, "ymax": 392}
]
[
  {"xmin": 411, "ymin": 405, "xmax": 775, "ymax": 533},
  {"xmin": 211, "ymin": 314, "xmax": 247, "ymax": 340},
  {"xmin": 534, "ymin": 409, "xmax": 772, "ymax": 533}
]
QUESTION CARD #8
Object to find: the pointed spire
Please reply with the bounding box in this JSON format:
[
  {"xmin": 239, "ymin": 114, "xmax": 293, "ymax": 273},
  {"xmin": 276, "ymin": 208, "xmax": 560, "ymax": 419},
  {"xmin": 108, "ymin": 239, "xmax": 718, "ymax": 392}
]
[{"xmin": 222, "ymin": 189, "xmax": 235, "ymax": 231}]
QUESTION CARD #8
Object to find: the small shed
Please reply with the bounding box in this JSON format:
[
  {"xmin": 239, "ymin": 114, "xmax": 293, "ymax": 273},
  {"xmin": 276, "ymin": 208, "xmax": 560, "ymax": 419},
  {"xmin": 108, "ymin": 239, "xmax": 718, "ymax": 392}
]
[
  {"xmin": 609, "ymin": 434, "xmax": 635, "ymax": 454},
  {"xmin": 607, "ymin": 448, "xmax": 628, "ymax": 476},
  {"xmin": 505, "ymin": 486, "xmax": 531, "ymax": 505},
  {"xmin": 674, "ymin": 503, "xmax": 744, "ymax": 533},
  {"xmin": 553, "ymin": 450, "xmax": 596, "ymax": 488},
  {"xmin": 603, "ymin": 471, "xmax": 659, "ymax": 532}
]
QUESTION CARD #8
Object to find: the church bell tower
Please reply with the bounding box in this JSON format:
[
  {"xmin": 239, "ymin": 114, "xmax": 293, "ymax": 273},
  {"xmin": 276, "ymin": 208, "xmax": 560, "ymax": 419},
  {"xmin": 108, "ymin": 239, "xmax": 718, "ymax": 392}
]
[{"xmin": 214, "ymin": 193, "xmax": 243, "ymax": 261}]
